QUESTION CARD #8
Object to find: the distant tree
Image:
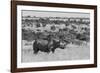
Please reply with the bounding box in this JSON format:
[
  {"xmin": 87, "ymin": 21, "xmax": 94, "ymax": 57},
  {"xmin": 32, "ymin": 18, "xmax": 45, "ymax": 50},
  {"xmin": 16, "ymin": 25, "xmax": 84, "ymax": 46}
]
[
  {"xmin": 25, "ymin": 19, "xmax": 29, "ymax": 22},
  {"xmin": 42, "ymin": 23, "xmax": 46, "ymax": 27},
  {"xmin": 51, "ymin": 25, "xmax": 56, "ymax": 31},
  {"xmin": 36, "ymin": 23, "xmax": 41, "ymax": 28},
  {"xmin": 27, "ymin": 16, "xmax": 31, "ymax": 18}
]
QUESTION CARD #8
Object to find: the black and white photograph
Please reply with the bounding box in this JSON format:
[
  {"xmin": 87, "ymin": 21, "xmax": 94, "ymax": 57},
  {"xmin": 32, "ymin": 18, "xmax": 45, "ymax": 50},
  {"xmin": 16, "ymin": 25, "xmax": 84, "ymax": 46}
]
[
  {"xmin": 21, "ymin": 10, "xmax": 90, "ymax": 62},
  {"xmin": 11, "ymin": 1, "xmax": 97, "ymax": 72}
]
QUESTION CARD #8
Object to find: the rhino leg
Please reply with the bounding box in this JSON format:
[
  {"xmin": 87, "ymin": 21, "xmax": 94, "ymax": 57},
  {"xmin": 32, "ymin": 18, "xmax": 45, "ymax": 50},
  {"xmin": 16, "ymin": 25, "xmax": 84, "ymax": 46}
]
[
  {"xmin": 34, "ymin": 48, "xmax": 39, "ymax": 54},
  {"xmin": 51, "ymin": 48, "xmax": 56, "ymax": 53}
]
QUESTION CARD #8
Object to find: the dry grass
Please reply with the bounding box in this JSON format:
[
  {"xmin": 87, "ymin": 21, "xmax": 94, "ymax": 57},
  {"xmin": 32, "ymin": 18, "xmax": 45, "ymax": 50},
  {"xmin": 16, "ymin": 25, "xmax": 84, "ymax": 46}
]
[{"xmin": 21, "ymin": 40, "xmax": 90, "ymax": 63}]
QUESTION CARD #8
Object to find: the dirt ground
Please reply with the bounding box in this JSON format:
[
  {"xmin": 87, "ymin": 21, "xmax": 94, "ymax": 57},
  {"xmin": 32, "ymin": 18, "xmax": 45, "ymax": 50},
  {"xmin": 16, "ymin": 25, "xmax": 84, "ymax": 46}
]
[{"xmin": 21, "ymin": 40, "xmax": 90, "ymax": 63}]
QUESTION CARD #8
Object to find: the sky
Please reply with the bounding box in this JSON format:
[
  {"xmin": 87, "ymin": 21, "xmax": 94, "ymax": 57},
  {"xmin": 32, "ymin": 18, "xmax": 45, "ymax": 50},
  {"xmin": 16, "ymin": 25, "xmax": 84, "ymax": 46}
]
[{"xmin": 22, "ymin": 10, "xmax": 90, "ymax": 18}]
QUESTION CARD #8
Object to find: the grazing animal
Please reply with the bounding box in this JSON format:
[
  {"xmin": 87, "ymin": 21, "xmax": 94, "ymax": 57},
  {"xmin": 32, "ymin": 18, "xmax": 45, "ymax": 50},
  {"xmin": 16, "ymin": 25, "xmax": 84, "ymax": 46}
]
[{"xmin": 33, "ymin": 38, "xmax": 67, "ymax": 54}]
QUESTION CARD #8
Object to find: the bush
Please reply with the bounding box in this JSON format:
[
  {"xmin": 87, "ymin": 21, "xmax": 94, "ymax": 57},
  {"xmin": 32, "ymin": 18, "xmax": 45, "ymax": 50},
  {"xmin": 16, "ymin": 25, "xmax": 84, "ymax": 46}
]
[{"xmin": 22, "ymin": 29, "xmax": 36, "ymax": 41}]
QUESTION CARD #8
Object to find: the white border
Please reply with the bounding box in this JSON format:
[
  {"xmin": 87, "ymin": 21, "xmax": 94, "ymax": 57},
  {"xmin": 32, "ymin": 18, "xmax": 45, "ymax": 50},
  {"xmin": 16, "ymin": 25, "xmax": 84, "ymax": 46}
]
[{"xmin": 17, "ymin": 5, "xmax": 94, "ymax": 68}]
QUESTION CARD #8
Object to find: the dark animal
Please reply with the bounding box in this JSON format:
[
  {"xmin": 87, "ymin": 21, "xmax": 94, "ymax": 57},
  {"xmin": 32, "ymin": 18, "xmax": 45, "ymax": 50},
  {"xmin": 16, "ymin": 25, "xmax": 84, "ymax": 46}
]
[{"xmin": 33, "ymin": 38, "xmax": 66, "ymax": 54}]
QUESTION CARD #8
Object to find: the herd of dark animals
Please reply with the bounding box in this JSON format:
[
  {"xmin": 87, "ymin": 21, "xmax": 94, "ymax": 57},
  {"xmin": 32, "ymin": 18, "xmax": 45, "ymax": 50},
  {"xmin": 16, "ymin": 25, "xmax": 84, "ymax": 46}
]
[{"xmin": 33, "ymin": 35, "xmax": 68, "ymax": 54}]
